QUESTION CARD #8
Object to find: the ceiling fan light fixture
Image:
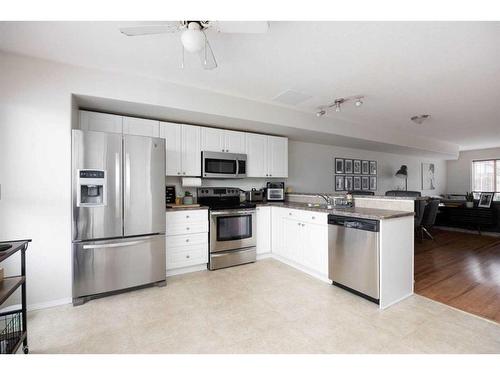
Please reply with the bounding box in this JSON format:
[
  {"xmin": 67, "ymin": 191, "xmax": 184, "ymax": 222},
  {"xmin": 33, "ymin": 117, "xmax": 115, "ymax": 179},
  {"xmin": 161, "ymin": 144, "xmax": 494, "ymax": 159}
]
[
  {"xmin": 181, "ymin": 23, "xmax": 205, "ymax": 53},
  {"xmin": 410, "ymin": 114, "xmax": 431, "ymax": 124}
]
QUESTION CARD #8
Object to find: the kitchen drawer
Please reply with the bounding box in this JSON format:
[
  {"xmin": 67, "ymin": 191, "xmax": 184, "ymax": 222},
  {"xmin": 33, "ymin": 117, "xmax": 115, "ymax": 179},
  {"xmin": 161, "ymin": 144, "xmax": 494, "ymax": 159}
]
[
  {"xmin": 167, "ymin": 243, "xmax": 208, "ymax": 270},
  {"xmin": 166, "ymin": 232, "xmax": 208, "ymax": 249},
  {"xmin": 283, "ymin": 208, "xmax": 327, "ymax": 225},
  {"xmin": 166, "ymin": 210, "xmax": 208, "ymax": 225},
  {"xmin": 166, "ymin": 221, "xmax": 208, "ymax": 236}
]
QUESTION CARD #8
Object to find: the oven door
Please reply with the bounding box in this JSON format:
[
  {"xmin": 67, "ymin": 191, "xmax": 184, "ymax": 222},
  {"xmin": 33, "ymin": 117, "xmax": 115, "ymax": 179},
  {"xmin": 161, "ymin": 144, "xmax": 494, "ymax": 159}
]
[{"xmin": 210, "ymin": 209, "xmax": 256, "ymax": 252}]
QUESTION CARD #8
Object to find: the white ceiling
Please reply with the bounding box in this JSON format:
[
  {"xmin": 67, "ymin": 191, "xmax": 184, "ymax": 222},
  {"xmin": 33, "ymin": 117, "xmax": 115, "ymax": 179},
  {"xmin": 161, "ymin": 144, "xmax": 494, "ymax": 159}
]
[{"xmin": 1, "ymin": 21, "xmax": 500, "ymax": 151}]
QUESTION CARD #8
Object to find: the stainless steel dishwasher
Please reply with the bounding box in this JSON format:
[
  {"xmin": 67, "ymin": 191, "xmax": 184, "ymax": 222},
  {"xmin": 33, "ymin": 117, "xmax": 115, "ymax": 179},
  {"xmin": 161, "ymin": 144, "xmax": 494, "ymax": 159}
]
[{"xmin": 328, "ymin": 215, "xmax": 380, "ymax": 304}]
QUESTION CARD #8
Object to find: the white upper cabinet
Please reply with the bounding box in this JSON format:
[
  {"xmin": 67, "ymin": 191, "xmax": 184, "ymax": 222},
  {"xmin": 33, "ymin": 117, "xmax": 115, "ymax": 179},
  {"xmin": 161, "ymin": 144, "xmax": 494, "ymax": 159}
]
[
  {"xmin": 201, "ymin": 128, "xmax": 246, "ymax": 153},
  {"xmin": 201, "ymin": 127, "xmax": 225, "ymax": 152},
  {"xmin": 181, "ymin": 124, "xmax": 201, "ymax": 176},
  {"xmin": 160, "ymin": 122, "xmax": 201, "ymax": 177},
  {"xmin": 267, "ymin": 136, "xmax": 288, "ymax": 178},
  {"xmin": 246, "ymin": 133, "xmax": 268, "ymax": 177},
  {"xmin": 246, "ymin": 133, "xmax": 288, "ymax": 178},
  {"xmin": 224, "ymin": 130, "xmax": 246, "ymax": 153},
  {"xmin": 123, "ymin": 117, "xmax": 160, "ymax": 137},
  {"xmin": 79, "ymin": 110, "xmax": 122, "ymax": 134},
  {"xmin": 160, "ymin": 122, "xmax": 182, "ymax": 176}
]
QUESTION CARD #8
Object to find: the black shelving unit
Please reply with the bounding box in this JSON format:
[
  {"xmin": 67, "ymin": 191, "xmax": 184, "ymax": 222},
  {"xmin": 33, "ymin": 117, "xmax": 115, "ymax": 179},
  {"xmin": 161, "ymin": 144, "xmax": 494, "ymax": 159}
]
[{"xmin": 0, "ymin": 240, "xmax": 31, "ymax": 354}]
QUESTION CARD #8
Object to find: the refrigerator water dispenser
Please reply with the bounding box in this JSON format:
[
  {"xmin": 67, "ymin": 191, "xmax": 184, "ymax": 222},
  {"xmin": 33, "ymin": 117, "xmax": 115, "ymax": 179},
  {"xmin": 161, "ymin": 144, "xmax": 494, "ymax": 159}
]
[{"xmin": 77, "ymin": 169, "xmax": 107, "ymax": 207}]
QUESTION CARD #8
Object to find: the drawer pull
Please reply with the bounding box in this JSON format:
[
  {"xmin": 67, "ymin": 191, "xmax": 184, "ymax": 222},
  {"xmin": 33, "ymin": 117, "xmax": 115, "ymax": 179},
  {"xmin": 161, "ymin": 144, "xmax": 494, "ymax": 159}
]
[
  {"xmin": 186, "ymin": 227, "xmax": 190, "ymax": 230},
  {"xmin": 186, "ymin": 215, "xmax": 190, "ymax": 218},
  {"xmin": 186, "ymin": 255, "xmax": 190, "ymax": 259},
  {"xmin": 186, "ymin": 239, "xmax": 189, "ymax": 242}
]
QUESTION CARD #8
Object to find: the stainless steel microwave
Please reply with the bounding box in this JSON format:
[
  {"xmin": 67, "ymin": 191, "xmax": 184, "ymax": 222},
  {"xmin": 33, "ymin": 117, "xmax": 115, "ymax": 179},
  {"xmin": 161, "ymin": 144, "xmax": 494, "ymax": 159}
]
[{"xmin": 202, "ymin": 151, "xmax": 247, "ymax": 179}]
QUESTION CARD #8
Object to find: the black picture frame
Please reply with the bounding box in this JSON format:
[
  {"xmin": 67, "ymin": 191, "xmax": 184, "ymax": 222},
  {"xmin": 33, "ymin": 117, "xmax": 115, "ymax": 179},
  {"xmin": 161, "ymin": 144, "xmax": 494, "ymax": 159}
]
[
  {"xmin": 478, "ymin": 192, "xmax": 494, "ymax": 208},
  {"xmin": 369, "ymin": 161, "xmax": 377, "ymax": 175},
  {"xmin": 335, "ymin": 175, "xmax": 345, "ymax": 191},
  {"xmin": 353, "ymin": 160, "xmax": 361, "ymax": 174},
  {"xmin": 345, "ymin": 176, "xmax": 353, "ymax": 191},
  {"xmin": 335, "ymin": 158, "xmax": 345, "ymax": 174},
  {"xmin": 353, "ymin": 176, "xmax": 361, "ymax": 190},
  {"xmin": 344, "ymin": 159, "xmax": 353, "ymax": 174},
  {"xmin": 369, "ymin": 176, "xmax": 377, "ymax": 191},
  {"xmin": 361, "ymin": 176, "xmax": 369, "ymax": 191},
  {"xmin": 361, "ymin": 160, "xmax": 369, "ymax": 175}
]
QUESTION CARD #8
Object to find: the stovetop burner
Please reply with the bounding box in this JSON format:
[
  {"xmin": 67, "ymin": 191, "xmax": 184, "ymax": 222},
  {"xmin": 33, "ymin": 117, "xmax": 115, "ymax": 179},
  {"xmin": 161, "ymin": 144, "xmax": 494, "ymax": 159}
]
[{"xmin": 197, "ymin": 187, "xmax": 256, "ymax": 211}]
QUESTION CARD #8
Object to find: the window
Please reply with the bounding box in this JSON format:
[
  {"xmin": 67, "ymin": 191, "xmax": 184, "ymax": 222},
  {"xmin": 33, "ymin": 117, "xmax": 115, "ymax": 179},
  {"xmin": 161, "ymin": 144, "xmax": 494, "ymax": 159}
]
[{"xmin": 472, "ymin": 159, "xmax": 500, "ymax": 201}]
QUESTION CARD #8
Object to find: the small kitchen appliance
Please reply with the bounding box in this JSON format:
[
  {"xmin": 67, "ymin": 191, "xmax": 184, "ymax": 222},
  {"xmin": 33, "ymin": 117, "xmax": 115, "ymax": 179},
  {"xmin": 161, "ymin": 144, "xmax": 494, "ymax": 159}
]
[
  {"xmin": 245, "ymin": 188, "xmax": 264, "ymax": 202},
  {"xmin": 266, "ymin": 181, "xmax": 285, "ymax": 202}
]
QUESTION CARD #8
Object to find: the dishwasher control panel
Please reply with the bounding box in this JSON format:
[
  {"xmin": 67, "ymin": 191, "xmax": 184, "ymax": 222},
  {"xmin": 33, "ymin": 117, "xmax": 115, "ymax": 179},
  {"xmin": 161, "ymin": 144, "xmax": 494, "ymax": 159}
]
[{"xmin": 327, "ymin": 215, "xmax": 379, "ymax": 232}]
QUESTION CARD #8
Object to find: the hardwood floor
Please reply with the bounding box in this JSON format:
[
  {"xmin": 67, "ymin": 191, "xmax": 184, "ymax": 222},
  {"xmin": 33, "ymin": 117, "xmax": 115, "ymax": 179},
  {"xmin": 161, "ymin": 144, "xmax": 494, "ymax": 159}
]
[{"xmin": 415, "ymin": 229, "xmax": 500, "ymax": 324}]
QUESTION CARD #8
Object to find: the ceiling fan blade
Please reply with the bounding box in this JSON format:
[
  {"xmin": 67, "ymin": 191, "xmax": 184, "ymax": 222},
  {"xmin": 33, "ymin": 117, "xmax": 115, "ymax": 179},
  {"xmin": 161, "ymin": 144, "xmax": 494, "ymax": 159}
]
[
  {"xmin": 212, "ymin": 21, "xmax": 269, "ymax": 34},
  {"xmin": 119, "ymin": 24, "xmax": 180, "ymax": 36},
  {"xmin": 198, "ymin": 33, "xmax": 217, "ymax": 70}
]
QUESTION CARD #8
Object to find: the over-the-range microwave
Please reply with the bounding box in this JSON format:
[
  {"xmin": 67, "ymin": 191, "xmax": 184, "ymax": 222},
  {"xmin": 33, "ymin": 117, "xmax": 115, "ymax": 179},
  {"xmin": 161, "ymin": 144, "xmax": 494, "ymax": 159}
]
[{"xmin": 202, "ymin": 151, "xmax": 247, "ymax": 179}]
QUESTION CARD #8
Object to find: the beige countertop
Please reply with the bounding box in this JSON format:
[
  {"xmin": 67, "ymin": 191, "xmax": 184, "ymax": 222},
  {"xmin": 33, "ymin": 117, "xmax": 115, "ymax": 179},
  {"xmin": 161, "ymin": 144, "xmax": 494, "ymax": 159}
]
[
  {"xmin": 286, "ymin": 192, "xmax": 423, "ymax": 201},
  {"xmin": 258, "ymin": 202, "xmax": 414, "ymax": 220}
]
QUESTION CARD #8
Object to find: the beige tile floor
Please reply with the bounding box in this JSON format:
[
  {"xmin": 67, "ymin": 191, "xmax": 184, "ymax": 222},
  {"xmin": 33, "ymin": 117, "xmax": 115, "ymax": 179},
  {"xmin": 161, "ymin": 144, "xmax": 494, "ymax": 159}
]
[{"xmin": 28, "ymin": 259, "xmax": 500, "ymax": 354}]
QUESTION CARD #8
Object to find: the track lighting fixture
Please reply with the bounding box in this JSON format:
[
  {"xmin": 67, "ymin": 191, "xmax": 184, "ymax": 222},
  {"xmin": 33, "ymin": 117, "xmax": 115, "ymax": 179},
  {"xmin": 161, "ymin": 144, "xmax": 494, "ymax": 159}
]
[{"xmin": 315, "ymin": 95, "xmax": 364, "ymax": 117}]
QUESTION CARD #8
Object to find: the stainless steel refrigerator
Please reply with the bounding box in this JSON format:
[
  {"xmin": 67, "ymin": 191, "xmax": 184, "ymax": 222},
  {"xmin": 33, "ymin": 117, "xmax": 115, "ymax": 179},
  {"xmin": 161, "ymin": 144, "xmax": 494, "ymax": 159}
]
[{"xmin": 71, "ymin": 129, "xmax": 166, "ymax": 305}]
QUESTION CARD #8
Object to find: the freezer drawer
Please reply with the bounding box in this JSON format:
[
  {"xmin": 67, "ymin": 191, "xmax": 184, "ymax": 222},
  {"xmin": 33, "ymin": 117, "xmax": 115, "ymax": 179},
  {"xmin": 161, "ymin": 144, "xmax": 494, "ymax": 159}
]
[
  {"xmin": 328, "ymin": 218, "xmax": 380, "ymax": 301},
  {"xmin": 72, "ymin": 235, "xmax": 166, "ymax": 300}
]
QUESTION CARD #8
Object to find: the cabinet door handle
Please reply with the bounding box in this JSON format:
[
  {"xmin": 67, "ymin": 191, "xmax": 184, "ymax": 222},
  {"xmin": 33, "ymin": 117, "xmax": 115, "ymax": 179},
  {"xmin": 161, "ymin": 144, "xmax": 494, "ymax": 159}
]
[
  {"xmin": 186, "ymin": 227, "xmax": 190, "ymax": 230},
  {"xmin": 302, "ymin": 223, "xmax": 305, "ymax": 227},
  {"xmin": 289, "ymin": 212, "xmax": 292, "ymax": 216},
  {"xmin": 186, "ymin": 239, "xmax": 189, "ymax": 242},
  {"xmin": 186, "ymin": 255, "xmax": 190, "ymax": 259},
  {"xmin": 297, "ymin": 222, "xmax": 301, "ymax": 226},
  {"xmin": 183, "ymin": 172, "xmax": 186, "ymax": 175},
  {"xmin": 177, "ymin": 172, "xmax": 181, "ymax": 175},
  {"xmin": 312, "ymin": 216, "xmax": 315, "ymax": 220},
  {"xmin": 186, "ymin": 215, "xmax": 190, "ymax": 218}
]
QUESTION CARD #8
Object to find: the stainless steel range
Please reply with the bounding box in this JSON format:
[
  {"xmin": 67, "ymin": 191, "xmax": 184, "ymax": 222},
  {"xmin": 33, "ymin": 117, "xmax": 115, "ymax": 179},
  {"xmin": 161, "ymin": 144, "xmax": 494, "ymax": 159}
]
[{"xmin": 197, "ymin": 187, "xmax": 256, "ymax": 270}]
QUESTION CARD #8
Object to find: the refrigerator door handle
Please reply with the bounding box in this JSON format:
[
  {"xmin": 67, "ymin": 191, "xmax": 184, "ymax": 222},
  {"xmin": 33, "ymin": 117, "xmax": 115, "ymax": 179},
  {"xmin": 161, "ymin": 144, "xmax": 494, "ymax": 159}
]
[
  {"xmin": 82, "ymin": 240, "xmax": 147, "ymax": 250},
  {"xmin": 115, "ymin": 152, "xmax": 121, "ymax": 219},
  {"xmin": 125, "ymin": 151, "xmax": 131, "ymax": 217}
]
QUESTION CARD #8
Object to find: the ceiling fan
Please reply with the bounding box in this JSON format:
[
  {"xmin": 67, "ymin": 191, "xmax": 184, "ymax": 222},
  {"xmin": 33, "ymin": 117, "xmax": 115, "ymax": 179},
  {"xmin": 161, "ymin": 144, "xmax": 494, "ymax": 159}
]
[{"xmin": 119, "ymin": 21, "xmax": 269, "ymax": 70}]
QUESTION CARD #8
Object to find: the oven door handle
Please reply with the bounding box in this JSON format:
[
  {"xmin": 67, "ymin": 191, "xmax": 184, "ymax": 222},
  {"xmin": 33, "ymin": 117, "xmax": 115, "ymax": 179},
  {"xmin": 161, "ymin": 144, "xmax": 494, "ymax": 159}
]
[{"xmin": 210, "ymin": 210, "xmax": 255, "ymax": 216}]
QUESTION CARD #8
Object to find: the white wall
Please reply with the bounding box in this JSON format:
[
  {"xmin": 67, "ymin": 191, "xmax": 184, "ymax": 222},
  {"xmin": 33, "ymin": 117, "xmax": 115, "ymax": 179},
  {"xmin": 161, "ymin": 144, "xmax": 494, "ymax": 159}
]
[
  {"xmin": 287, "ymin": 141, "xmax": 447, "ymax": 196},
  {"xmin": 447, "ymin": 147, "xmax": 500, "ymax": 194}
]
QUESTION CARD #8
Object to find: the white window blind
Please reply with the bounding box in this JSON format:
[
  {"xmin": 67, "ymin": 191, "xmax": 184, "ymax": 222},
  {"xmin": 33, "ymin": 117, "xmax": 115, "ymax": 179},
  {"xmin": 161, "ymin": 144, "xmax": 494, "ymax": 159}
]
[{"xmin": 472, "ymin": 159, "xmax": 500, "ymax": 200}]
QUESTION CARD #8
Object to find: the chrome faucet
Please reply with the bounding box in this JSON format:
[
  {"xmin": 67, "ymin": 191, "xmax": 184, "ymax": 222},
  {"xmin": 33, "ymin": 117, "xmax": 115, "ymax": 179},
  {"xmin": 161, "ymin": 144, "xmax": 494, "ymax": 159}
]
[{"xmin": 317, "ymin": 194, "xmax": 333, "ymax": 206}]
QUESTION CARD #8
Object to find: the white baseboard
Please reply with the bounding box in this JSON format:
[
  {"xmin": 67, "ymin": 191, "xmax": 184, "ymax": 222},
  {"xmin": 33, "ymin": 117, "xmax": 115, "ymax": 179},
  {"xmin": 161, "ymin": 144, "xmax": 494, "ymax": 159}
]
[
  {"xmin": 270, "ymin": 254, "xmax": 331, "ymax": 284},
  {"xmin": 256, "ymin": 252, "xmax": 272, "ymax": 260},
  {"xmin": 0, "ymin": 297, "xmax": 72, "ymax": 313},
  {"xmin": 379, "ymin": 292, "xmax": 413, "ymax": 310},
  {"xmin": 166, "ymin": 264, "xmax": 207, "ymax": 277}
]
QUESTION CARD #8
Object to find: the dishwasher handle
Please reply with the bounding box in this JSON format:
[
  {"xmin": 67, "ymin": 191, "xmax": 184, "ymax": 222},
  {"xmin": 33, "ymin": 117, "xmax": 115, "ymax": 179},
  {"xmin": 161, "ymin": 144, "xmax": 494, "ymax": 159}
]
[{"xmin": 328, "ymin": 214, "xmax": 380, "ymax": 232}]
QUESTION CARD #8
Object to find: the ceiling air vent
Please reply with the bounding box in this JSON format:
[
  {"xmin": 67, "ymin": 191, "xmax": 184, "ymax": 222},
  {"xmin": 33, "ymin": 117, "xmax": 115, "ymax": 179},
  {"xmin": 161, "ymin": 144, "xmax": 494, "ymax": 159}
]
[{"xmin": 272, "ymin": 90, "xmax": 312, "ymax": 106}]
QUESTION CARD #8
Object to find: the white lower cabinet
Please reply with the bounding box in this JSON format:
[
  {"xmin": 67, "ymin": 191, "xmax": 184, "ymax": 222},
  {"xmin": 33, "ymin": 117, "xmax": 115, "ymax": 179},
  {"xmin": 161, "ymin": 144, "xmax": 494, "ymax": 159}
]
[
  {"xmin": 271, "ymin": 207, "xmax": 328, "ymax": 279},
  {"xmin": 256, "ymin": 206, "xmax": 271, "ymax": 254},
  {"xmin": 166, "ymin": 209, "xmax": 208, "ymax": 273}
]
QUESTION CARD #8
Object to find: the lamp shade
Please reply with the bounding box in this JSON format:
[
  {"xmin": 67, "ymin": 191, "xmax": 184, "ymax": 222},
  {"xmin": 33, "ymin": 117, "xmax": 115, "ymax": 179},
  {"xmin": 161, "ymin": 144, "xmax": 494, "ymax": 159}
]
[{"xmin": 395, "ymin": 165, "xmax": 408, "ymax": 178}]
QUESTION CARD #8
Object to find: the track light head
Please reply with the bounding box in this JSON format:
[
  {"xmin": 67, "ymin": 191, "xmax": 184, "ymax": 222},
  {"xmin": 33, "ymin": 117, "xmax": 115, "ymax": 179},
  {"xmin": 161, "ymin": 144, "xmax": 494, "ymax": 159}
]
[
  {"xmin": 355, "ymin": 98, "xmax": 363, "ymax": 107},
  {"xmin": 334, "ymin": 101, "xmax": 342, "ymax": 112},
  {"xmin": 316, "ymin": 109, "xmax": 326, "ymax": 117}
]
